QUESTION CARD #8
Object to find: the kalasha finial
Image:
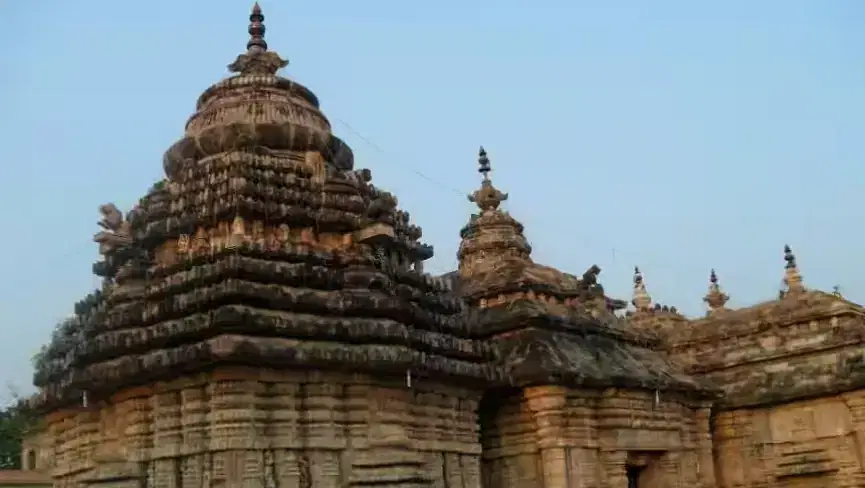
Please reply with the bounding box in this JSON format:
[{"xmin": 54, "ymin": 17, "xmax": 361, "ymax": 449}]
[
  {"xmin": 247, "ymin": 3, "xmax": 267, "ymax": 52},
  {"xmin": 784, "ymin": 244, "xmax": 796, "ymax": 268},
  {"xmin": 783, "ymin": 244, "xmax": 805, "ymax": 293},
  {"xmin": 703, "ymin": 268, "xmax": 730, "ymax": 314},
  {"xmin": 632, "ymin": 266, "xmax": 652, "ymax": 311},
  {"xmin": 228, "ymin": 3, "xmax": 288, "ymax": 75},
  {"xmin": 468, "ymin": 146, "xmax": 508, "ymax": 212},
  {"xmin": 478, "ymin": 146, "xmax": 492, "ymax": 180}
]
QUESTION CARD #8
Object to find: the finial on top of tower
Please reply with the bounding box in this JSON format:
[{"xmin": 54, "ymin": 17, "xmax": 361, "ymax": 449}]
[
  {"xmin": 468, "ymin": 146, "xmax": 508, "ymax": 212},
  {"xmin": 632, "ymin": 266, "xmax": 652, "ymax": 311},
  {"xmin": 783, "ymin": 244, "xmax": 805, "ymax": 294},
  {"xmin": 784, "ymin": 244, "xmax": 795, "ymax": 267},
  {"xmin": 703, "ymin": 268, "xmax": 730, "ymax": 314},
  {"xmin": 228, "ymin": 3, "xmax": 288, "ymax": 75},
  {"xmin": 247, "ymin": 2, "xmax": 267, "ymax": 52},
  {"xmin": 478, "ymin": 146, "xmax": 492, "ymax": 180}
]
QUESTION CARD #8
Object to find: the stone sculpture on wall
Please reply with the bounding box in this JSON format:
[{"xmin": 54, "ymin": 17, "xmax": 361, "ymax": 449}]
[{"xmin": 93, "ymin": 203, "xmax": 132, "ymax": 255}]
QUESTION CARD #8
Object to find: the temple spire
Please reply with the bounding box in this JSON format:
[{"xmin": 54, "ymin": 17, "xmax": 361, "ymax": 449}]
[
  {"xmin": 632, "ymin": 266, "xmax": 652, "ymax": 311},
  {"xmin": 247, "ymin": 3, "xmax": 268, "ymax": 52},
  {"xmin": 783, "ymin": 244, "xmax": 805, "ymax": 293},
  {"xmin": 478, "ymin": 146, "xmax": 492, "ymax": 180},
  {"xmin": 468, "ymin": 146, "xmax": 508, "ymax": 212},
  {"xmin": 228, "ymin": 3, "xmax": 287, "ymax": 75},
  {"xmin": 703, "ymin": 268, "xmax": 730, "ymax": 314}
]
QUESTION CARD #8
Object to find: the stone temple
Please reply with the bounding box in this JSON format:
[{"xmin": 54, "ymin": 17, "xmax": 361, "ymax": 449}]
[{"xmin": 21, "ymin": 5, "xmax": 865, "ymax": 488}]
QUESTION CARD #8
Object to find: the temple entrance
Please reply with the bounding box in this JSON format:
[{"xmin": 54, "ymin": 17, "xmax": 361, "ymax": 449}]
[
  {"xmin": 626, "ymin": 465, "xmax": 644, "ymax": 488},
  {"xmin": 478, "ymin": 388, "xmax": 523, "ymax": 488},
  {"xmin": 626, "ymin": 451, "xmax": 664, "ymax": 488}
]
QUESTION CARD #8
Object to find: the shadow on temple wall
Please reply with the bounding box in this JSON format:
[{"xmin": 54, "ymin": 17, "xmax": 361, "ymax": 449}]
[{"xmin": 477, "ymin": 387, "xmax": 521, "ymax": 488}]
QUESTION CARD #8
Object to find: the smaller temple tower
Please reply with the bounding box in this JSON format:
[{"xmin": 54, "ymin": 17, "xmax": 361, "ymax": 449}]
[
  {"xmin": 626, "ymin": 266, "xmax": 688, "ymax": 341},
  {"xmin": 458, "ymin": 147, "xmax": 531, "ymax": 290},
  {"xmin": 454, "ymin": 148, "xmax": 717, "ymax": 488},
  {"xmin": 703, "ymin": 268, "xmax": 730, "ymax": 315},
  {"xmin": 782, "ymin": 243, "xmax": 806, "ymax": 297}
]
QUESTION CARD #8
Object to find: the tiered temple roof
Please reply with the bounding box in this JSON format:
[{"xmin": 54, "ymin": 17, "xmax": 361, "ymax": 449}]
[
  {"xmin": 663, "ymin": 246, "xmax": 865, "ymax": 409},
  {"xmin": 453, "ymin": 148, "xmax": 714, "ymax": 396},
  {"xmin": 32, "ymin": 4, "xmax": 497, "ymax": 410}
]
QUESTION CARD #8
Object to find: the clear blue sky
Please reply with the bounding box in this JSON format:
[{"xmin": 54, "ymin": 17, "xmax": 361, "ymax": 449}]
[{"xmin": 1, "ymin": 1, "xmax": 863, "ymax": 398}]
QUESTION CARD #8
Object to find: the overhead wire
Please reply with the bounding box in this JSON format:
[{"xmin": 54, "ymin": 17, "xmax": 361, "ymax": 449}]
[
  {"xmin": 9, "ymin": 117, "xmax": 696, "ymax": 295},
  {"xmin": 330, "ymin": 117, "xmax": 856, "ymax": 314},
  {"xmin": 10, "ymin": 117, "xmax": 835, "ymax": 314},
  {"xmin": 332, "ymin": 117, "xmax": 692, "ymax": 280}
]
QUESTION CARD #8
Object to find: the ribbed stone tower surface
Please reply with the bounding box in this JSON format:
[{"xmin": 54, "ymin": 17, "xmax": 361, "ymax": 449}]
[{"xmin": 31, "ymin": 6, "xmax": 494, "ymax": 488}]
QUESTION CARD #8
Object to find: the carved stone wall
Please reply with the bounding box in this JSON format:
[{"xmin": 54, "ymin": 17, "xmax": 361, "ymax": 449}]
[
  {"xmin": 664, "ymin": 306, "xmax": 865, "ymax": 487},
  {"xmin": 40, "ymin": 368, "xmax": 482, "ymax": 488},
  {"xmin": 479, "ymin": 387, "xmax": 714, "ymax": 488},
  {"xmin": 713, "ymin": 390, "xmax": 865, "ymax": 488}
]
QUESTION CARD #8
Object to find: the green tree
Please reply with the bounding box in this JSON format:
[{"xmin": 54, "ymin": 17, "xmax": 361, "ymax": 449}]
[{"xmin": 0, "ymin": 391, "xmax": 36, "ymax": 469}]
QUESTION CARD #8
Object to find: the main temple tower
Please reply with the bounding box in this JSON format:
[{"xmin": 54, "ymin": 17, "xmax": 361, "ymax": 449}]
[{"xmin": 31, "ymin": 6, "xmax": 496, "ymax": 488}]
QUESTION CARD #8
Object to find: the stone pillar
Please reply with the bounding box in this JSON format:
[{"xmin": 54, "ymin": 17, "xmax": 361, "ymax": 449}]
[
  {"xmin": 660, "ymin": 451, "xmax": 682, "ymax": 488},
  {"xmin": 634, "ymin": 453, "xmax": 664, "ymax": 488},
  {"xmin": 458, "ymin": 395, "xmax": 483, "ymax": 488},
  {"xmin": 86, "ymin": 401, "xmax": 145, "ymax": 488},
  {"xmin": 842, "ymin": 391, "xmax": 865, "ymax": 474},
  {"xmin": 207, "ymin": 376, "xmax": 260, "ymax": 488},
  {"xmin": 525, "ymin": 386, "xmax": 568, "ymax": 488},
  {"xmin": 694, "ymin": 407, "xmax": 717, "ymax": 488},
  {"xmin": 82, "ymin": 458, "xmax": 146, "ymax": 488},
  {"xmin": 118, "ymin": 388, "xmax": 152, "ymax": 463},
  {"xmin": 350, "ymin": 385, "xmax": 430, "ymax": 487},
  {"xmin": 152, "ymin": 391, "xmax": 182, "ymax": 458},
  {"xmin": 75, "ymin": 409, "xmax": 100, "ymax": 474},
  {"xmin": 94, "ymin": 403, "xmax": 122, "ymax": 462},
  {"xmin": 600, "ymin": 450, "xmax": 628, "ymax": 488}
]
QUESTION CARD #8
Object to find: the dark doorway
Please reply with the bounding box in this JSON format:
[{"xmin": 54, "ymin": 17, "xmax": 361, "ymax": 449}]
[
  {"xmin": 478, "ymin": 387, "xmax": 521, "ymax": 488},
  {"xmin": 627, "ymin": 465, "xmax": 645, "ymax": 488}
]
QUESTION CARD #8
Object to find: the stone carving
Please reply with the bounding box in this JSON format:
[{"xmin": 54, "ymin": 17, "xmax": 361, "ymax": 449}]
[
  {"xmin": 93, "ymin": 203, "xmax": 132, "ymax": 255},
  {"xmin": 298, "ymin": 454, "xmax": 311, "ymax": 488},
  {"xmin": 173, "ymin": 221, "xmax": 341, "ymax": 262},
  {"xmin": 579, "ymin": 264, "xmax": 604, "ymax": 302},
  {"xmin": 262, "ymin": 451, "xmax": 276, "ymax": 488},
  {"xmin": 201, "ymin": 453, "xmax": 211, "ymax": 488},
  {"xmin": 145, "ymin": 461, "xmax": 156, "ymax": 488}
]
